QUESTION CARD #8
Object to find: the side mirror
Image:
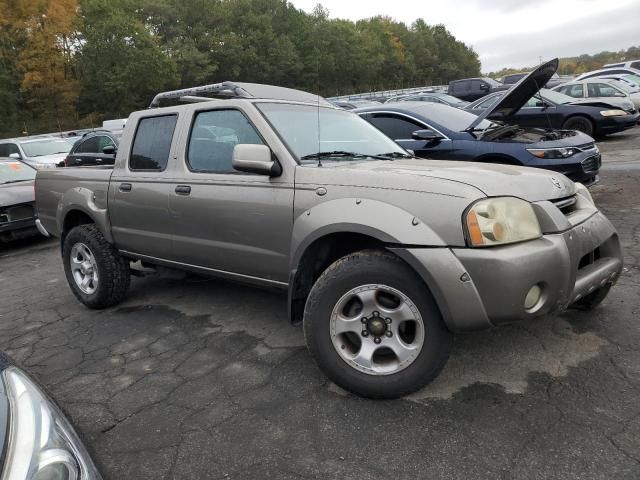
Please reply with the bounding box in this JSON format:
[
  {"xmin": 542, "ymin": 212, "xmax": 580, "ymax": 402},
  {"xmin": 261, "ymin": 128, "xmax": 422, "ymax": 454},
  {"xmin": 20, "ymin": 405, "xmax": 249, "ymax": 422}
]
[
  {"xmin": 412, "ymin": 129, "xmax": 443, "ymax": 141},
  {"xmin": 479, "ymin": 83, "xmax": 489, "ymax": 91},
  {"xmin": 232, "ymin": 144, "xmax": 281, "ymax": 176},
  {"xmin": 9, "ymin": 153, "xmax": 21, "ymax": 159},
  {"xmin": 103, "ymin": 146, "xmax": 116, "ymax": 155}
]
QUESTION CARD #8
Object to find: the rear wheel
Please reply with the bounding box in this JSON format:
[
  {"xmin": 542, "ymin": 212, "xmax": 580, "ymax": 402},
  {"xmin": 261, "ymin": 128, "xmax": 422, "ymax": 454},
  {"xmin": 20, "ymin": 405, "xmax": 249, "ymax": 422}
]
[
  {"xmin": 63, "ymin": 225, "xmax": 130, "ymax": 309},
  {"xmin": 562, "ymin": 116, "xmax": 594, "ymax": 136},
  {"xmin": 303, "ymin": 250, "xmax": 453, "ymax": 399}
]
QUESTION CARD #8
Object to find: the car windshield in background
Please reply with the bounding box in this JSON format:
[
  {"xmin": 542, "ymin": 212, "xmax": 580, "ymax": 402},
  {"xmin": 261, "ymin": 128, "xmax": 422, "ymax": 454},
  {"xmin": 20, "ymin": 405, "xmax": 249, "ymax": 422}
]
[
  {"xmin": 21, "ymin": 139, "xmax": 72, "ymax": 157},
  {"xmin": 257, "ymin": 103, "xmax": 407, "ymax": 162},
  {"xmin": 537, "ymin": 88, "xmax": 575, "ymax": 105},
  {"xmin": 0, "ymin": 161, "xmax": 36, "ymax": 184},
  {"xmin": 609, "ymin": 79, "xmax": 635, "ymax": 93}
]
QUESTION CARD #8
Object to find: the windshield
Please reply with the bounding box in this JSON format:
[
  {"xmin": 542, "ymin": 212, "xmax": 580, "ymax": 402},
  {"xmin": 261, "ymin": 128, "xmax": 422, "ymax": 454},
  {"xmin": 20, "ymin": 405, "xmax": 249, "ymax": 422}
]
[
  {"xmin": 0, "ymin": 161, "xmax": 36, "ymax": 184},
  {"xmin": 20, "ymin": 139, "xmax": 72, "ymax": 157},
  {"xmin": 537, "ymin": 88, "xmax": 575, "ymax": 104},
  {"xmin": 256, "ymin": 103, "xmax": 407, "ymax": 162},
  {"xmin": 622, "ymin": 74, "xmax": 640, "ymax": 87}
]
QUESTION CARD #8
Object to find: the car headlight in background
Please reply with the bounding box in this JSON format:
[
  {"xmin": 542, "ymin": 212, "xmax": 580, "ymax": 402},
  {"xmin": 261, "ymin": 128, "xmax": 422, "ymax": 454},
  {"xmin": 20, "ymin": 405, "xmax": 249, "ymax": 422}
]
[
  {"xmin": 465, "ymin": 197, "xmax": 542, "ymax": 247},
  {"xmin": 1, "ymin": 367, "xmax": 102, "ymax": 480},
  {"xmin": 599, "ymin": 109, "xmax": 628, "ymax": 117},
  {"xmin": 527, "ymin": 147, "xmax": 580, "ymax": 159}
]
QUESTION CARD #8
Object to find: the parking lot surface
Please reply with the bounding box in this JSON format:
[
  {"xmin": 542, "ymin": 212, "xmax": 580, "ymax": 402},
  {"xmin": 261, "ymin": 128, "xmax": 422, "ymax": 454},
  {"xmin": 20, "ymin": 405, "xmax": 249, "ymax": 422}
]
[{"xmin": 1, "ymin": 130, "xmax": 639, "ymax": 479}]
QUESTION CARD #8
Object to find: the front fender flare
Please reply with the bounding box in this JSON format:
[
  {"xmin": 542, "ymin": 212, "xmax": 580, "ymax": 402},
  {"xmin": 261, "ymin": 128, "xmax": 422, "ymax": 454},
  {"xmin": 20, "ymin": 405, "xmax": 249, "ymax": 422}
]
[{"xmin": 290, "ymin": 198, "xmax": 445, "ymax": 268}]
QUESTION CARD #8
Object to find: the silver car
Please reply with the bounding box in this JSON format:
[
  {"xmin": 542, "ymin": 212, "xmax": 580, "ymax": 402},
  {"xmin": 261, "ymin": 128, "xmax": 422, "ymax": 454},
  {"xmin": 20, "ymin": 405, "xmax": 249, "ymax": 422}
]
[
  {"xmin": 0, "ymin": 137, "xmax": 72, "ymax": 169},
  {"xmin": 553, "ymin": 78, "xmax": 640, "ymax": 111}
]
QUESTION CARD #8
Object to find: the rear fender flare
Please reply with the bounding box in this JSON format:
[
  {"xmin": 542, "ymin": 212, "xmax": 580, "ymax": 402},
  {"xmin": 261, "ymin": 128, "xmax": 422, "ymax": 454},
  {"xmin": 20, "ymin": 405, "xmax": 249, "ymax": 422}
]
[{"xmin": 57, "ymin": 187, "xmax": 114, "ymax": 243}]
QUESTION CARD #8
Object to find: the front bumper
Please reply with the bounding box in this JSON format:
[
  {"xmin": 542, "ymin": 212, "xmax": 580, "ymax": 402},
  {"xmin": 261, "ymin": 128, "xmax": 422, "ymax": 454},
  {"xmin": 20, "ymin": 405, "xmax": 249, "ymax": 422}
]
[
  {"xmin": 393, "ymin": 211, "xmax": 622, "ymax": 332},
  {"xmin": 598, "ymin": 113, "xmax": 640, "ymax": 134}
]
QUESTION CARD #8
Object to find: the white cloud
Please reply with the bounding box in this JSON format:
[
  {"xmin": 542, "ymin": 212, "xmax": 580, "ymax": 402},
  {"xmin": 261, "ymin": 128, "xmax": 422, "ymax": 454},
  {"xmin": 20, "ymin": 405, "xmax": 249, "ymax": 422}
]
[{"xmin": 289, "ymin": 0, "xmax": 638, "ymax": 72}]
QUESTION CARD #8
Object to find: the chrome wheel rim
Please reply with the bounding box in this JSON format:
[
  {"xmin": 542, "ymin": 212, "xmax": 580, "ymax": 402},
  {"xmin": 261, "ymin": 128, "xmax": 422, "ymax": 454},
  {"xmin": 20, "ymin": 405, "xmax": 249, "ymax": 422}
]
[
  {"xmin": 330, "ymin": 284, "xmax": 425, "ymax": 376},
  {"xmin": 70, "ymin": 243, "xmax": 99, "ymax": 295}
]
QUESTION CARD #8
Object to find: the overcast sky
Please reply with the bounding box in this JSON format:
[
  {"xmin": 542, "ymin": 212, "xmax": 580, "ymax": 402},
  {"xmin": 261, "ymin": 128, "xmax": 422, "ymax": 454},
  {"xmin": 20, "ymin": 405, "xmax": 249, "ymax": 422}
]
[{"xmin": 289, "ymin": 0, "xmax": 640, "ymax": 72}]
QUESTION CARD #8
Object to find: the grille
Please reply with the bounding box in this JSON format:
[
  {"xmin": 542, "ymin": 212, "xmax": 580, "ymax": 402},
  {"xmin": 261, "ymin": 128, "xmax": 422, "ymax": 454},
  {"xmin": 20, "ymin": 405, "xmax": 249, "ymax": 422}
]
[
  {"xmin": 1, "ymin": 203, "xmax": 35, "ymax": 222},
  {"xmin": 581, "ymin": 155, "xmax": 600, "ymax": 172},
  {"xmin": 551, "ymin": 195, "xmax": 578, "ymax": 215}
]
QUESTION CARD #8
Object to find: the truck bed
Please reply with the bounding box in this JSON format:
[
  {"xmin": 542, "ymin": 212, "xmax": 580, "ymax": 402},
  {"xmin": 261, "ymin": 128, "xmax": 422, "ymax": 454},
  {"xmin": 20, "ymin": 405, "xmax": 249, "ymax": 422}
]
[{"xmin": 36, "ymin": 167, "xmax": 114, "ymax": 237}]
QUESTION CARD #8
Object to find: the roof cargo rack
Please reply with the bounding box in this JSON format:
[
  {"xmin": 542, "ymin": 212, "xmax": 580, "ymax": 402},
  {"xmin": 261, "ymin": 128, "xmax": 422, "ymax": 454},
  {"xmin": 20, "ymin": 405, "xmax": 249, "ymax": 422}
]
[{"xmin": 149, "ymin": 81, "xmax": 331, "ymax": 108}]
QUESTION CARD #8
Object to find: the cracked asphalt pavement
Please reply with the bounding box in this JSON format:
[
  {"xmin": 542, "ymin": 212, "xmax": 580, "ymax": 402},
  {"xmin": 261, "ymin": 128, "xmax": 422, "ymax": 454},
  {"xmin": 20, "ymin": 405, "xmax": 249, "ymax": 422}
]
[{"xmin": 1, "ymin": 129, "xmax": 639, "ymax": 479}]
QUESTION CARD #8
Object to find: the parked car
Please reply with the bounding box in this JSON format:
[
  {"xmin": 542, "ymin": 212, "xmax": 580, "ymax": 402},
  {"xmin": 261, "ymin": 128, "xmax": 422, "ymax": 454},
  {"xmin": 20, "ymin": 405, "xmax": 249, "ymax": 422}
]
[
  {"xmin": 503, "ymin": 71, "xmax": 562, "ymax": 89},
  {"xmin": 553, "ymin": 78, "xmax": 640, "ymax": 110},
  {"xmin": 0, "ymin": 353, "xmax": 102, "ymax": 479},
  {"xmin": 388, "ymin": 92, "xmax": 470, "ymax": 108},
  {"xmin": 0, "ymin": 158, "xmax": 43, "ymax": 242},
  {"xmin": 603, "ymin": 60, "xmax": 640, "ymax": 70},
  {"xmin": 448, "ymin": 77, "xmax": 510, "ymax": 102},
  {"xmin": 36, "ymin": 81, "xmax": 623, "ymax": 399},
  {"xmin": 64, "ymin": 130, "xmax": 120, "ymax": 167},
  {"xmin": 0, "ymin": 137, "xmax": 71, "ymax": 169},
  {"xmin": 574, "ymin": 67, "xmax": 640, "ymax": 82},
  {"xmin": 465, "ymin": 88, "xmax": 639, "ymax": 137},
  {"xmin": 356, "ymin": 100, "xmax": 601, "ymax": 186},
  {"xmin": 596, "ymin": 73, "xmax": 640, "ymax": 92}
]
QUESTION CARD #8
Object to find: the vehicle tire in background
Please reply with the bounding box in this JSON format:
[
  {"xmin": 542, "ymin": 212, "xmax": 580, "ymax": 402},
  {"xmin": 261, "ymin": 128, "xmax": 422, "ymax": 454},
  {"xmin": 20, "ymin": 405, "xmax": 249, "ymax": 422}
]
[
  {"xmin": 303, "ymin": 249, "xmax": 453, "ymax": 399},
  {"xmin": 562, "ymin": 116, "xmax": 594, "ymax": 137},
  {"xmin": 62, "ymin": 224, "xmax": 130, "ymax": 309}
]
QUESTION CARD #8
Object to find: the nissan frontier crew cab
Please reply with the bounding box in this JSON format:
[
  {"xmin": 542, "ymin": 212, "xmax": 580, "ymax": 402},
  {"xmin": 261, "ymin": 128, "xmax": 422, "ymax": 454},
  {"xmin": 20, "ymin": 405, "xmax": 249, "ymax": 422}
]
[{"xmin": 35, "ymin": 82, "xmax": 623, "ymax": 399}]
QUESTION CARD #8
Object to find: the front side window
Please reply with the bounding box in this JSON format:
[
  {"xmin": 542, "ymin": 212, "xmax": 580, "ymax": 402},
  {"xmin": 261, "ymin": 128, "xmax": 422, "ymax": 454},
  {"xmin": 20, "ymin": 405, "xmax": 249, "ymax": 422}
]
[
  {"xmin": 366, "ymin": 114, "xmax": 425, "ymax": 140},
  {"xmin": 257, "ymin": 103, "xmax": 407, "ymax": 162},
  {"xmin": 130, "ymin": 115, "xmax": 177, "ymax": 171},
  {"xmin": 98, "ymin": 136, "xmax": 116, "ymax": 152},
  {"xmin": 0, "ymin": 143, "xmax": 20, "ymax": 157},
  {"xmin": 187, "ymin": 109, "xmax": 263, "ymax": 173},
  {"xmin": 588, "ymin": 83, "xmax": 625, "ymax": 97}
]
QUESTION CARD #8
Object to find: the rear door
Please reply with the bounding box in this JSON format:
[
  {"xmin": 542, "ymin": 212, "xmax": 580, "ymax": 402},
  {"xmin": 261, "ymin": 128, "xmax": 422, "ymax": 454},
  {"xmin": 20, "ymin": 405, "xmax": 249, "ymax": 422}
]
[
  {"xmin": 168, "ymin": 106, "xmax": 294, "ymax": 282},
  {"xmin": 108, "ymin": 113, "xmax": 179, "ymax": 259}
]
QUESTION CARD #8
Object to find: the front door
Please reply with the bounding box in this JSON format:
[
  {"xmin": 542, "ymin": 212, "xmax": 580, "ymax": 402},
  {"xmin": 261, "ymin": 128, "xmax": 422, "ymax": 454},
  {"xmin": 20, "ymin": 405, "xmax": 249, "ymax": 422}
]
[
  {"xmin": 168, "ymin": 107, "xmax": 294, "ymax": 283},
  {"xmin": 361, "ymin": 112, "xmax": 453, "ymax": 160}
]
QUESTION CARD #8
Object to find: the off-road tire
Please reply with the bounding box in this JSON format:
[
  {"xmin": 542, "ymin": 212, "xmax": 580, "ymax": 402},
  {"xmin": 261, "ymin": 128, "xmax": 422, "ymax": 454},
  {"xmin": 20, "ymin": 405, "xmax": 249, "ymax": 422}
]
[
  {"xmin": 62, "ymin": 225, "xmax": 130, "ymax": 309},
  {"xmin": 303, "ymin": 249, "xmax": 453, "ymax": 399},
  {"xmin": 562, "ymin": 116, "xmax": 594, "ymax": 137}
]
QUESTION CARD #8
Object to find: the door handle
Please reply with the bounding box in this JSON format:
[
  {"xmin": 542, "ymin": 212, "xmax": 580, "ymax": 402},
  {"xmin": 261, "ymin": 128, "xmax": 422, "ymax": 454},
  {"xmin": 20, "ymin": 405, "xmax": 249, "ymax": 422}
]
[
  {"xmin": 175, "ymin": 185, "xmax": 191, "ymax": 195},
  {"xmin": 119, "ymin": 183, "xmax": 132, "ymax": 192}
]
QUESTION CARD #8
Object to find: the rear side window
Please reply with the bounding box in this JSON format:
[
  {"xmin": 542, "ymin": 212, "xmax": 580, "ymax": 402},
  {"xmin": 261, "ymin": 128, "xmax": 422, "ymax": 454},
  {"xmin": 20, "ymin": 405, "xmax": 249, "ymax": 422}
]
[
  {"xmin": 130, "ymin": 115, "xmax": 177, "ymax": 171},
  {"xmin": 0, "ymin": 143, "xmax": 20, "ymax": 157},
  {"xmin": 76, "ymin": 137, "xmax": 100, "ymax": 153},
  {"xmin": 187, "ymin": 109, "xmax": 263, "ymax": 173},
  {"xmin": 562, "ymin": 84, "xmax": 584, "ymax": 98}
]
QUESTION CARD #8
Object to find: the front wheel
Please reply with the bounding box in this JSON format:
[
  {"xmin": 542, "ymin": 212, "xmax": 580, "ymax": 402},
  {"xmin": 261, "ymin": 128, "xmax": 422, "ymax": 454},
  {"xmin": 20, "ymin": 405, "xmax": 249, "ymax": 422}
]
[
  {"xmin": 562, "ymin": 116, "xmax": 594, "ymax": 137},
  {"xmin": 303, "ymin": 250, "xmax": 453, "ymax": 399},
  {"xmin": 63, "ymin": 225, "xmax": 131, "ymax": 309}
]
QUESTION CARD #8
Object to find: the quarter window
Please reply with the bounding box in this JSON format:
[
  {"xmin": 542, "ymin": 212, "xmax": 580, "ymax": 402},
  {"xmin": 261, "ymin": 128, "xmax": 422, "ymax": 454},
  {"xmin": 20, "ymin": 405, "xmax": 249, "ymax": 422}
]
[
  {"xmin": 187, "ymin": 109, "xmax": 263, "ymax": 173},
  {"xmin": 130, "ymin": 115, "xmax": 177, "ymax": 171}
]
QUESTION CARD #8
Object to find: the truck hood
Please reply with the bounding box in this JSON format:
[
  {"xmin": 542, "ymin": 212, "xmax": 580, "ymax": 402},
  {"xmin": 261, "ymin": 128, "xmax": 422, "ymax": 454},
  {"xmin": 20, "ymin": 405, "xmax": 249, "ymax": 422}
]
[
  {"xmin": 0, "ymin": 180, "xmax": 35, "ymax": 207},
  {"xmin": 305, "ymin": 159, "xmax": 576, "ymax": 202}
]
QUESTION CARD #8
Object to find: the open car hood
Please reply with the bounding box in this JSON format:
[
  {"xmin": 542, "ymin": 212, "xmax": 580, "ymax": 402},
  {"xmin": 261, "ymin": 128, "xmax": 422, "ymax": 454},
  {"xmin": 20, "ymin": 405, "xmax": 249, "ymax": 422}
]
[{"xmin": 467, "ymin": 58, "xmax": 559, "ymax": 131}]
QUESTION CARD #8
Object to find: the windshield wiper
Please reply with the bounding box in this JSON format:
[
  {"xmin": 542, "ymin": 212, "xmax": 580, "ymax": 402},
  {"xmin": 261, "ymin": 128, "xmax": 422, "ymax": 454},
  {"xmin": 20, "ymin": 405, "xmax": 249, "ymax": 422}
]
[
  {"xmin": 300, "ymin": 151, "xmax": 391, "ymax": 163},
  {"xmin": 376, "ymin": 152, "xmax": 414, "ymax": 159},
  {"xmin": 2, "ymin": 179, "xmax": 31, "ymax": 185}
]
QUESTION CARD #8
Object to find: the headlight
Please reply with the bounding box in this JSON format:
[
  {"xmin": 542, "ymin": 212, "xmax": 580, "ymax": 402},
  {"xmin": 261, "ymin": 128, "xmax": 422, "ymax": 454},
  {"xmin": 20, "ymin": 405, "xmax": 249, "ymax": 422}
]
[
  {"xmin": 2, "ymin": 367, "xmax": 102, "ymax": 480},
  {"xmin": 527, "ymin": 147, "xmax": 580, "ymax": 159},
  {"xmin": 600, "ymin": 109, "xmax": 628, "ymax": 117},
  {"xmin": 465, "ymin": 197, "xmax": 542, "ymax": 247},
  {"xmin": 32, "ymin": 163, "xmax": 58, "ymax": 170},
  {"xmin": 574, "ymin": 182, "xmax": 594, "ymax": 204}
]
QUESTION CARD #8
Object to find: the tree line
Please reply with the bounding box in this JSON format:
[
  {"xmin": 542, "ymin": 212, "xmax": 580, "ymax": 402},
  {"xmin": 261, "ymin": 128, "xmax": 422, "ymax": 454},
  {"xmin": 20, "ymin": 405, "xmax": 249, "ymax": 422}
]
[
  {"xmin": 488, "ymin": 45, "xmax": 640, "ymax": 79},
  {"xmin": 0, "ymin": 0, "xmax": 481, "ymax": 137}
]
